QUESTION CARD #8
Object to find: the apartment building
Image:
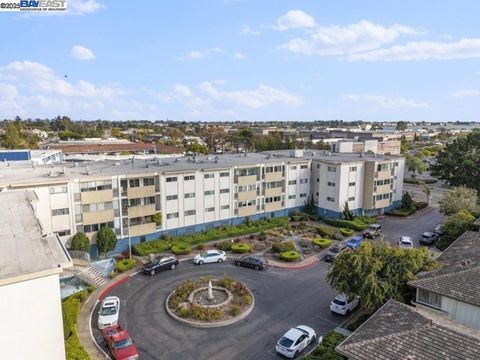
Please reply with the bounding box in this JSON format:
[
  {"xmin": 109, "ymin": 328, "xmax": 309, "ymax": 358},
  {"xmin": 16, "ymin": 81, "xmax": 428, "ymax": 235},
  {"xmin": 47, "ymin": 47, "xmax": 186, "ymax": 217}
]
[{"xmin": 0, "ymin": 150, "xmax": 404, "ymax": 256}]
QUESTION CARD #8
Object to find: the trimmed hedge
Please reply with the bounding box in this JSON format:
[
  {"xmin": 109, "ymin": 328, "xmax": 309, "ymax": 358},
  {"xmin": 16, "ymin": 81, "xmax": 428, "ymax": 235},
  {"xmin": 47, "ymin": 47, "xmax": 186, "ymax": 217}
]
[
  {"xmin": 339, "ymin": 228, "xmax": 354, "ymax": 237},
  {"xmin": 313, "ymin": 238, "xmax": 333, "ymax": 248},
  {"xmin": 323, "ymin": 218, "xmax": 370, "ymax": 231},
  {"xmin": 304, "ymin": 331, "xmax": 347, "ymax": 360},
  {"xmin": 280, "ymin": 251, "xmax": 301, "ymax": 262},
  {"xmin": 316, "ymin": 225, "xmax": 337, "ymax": 238},
  {"xmin": 171, "ymin": 243, "xmax": 191, "ymax": 255},
  {"xmin": 272, "ymin": 240, "xmax": 297, "ymax": 253},
  {"xmin": 231, "ymin": 243, "xmax": 251, "ymax": 253},
  {"xmin": 387, "ymin": 201, "xmax": 428, "ymax": 217},
  {"xmin": 115, "ymin": 259, "xmax": 137, "ymax": 273},
  {"xmin": 404, "ymin": 178, "xmax": 437, "ymax": 184},
  {"xmin": 133, "ymin": 217, "xmax": 289, "ymax": 256},
  {"xmin": 62, "ymin": 288, "xmax": 95, "ymax": 360}
]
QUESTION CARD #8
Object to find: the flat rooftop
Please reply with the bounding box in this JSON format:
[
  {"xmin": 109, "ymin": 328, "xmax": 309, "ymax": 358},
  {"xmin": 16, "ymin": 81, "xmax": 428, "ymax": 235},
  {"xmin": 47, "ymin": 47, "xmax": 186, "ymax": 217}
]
[
  {"xmin": 0, "ymin": 150, "xmax": 402, "ymax": 187},
  {"xmin": 0, "ymin": 191, "xmax": 71, "ymax": 285}
]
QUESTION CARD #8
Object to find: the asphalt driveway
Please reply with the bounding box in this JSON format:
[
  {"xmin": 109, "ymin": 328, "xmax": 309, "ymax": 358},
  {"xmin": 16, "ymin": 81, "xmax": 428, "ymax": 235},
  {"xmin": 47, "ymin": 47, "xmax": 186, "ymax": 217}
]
[{"xmin": 92, "ymin": 261, "xmax": 349, "ymax": 360}]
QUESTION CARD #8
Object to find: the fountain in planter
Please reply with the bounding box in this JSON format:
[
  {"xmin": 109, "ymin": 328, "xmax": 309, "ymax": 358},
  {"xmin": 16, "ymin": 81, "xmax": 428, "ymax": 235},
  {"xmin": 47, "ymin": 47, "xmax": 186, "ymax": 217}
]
[{"xmin": 188, "ymin": 280, "xmax": 231, "ymax": 308}]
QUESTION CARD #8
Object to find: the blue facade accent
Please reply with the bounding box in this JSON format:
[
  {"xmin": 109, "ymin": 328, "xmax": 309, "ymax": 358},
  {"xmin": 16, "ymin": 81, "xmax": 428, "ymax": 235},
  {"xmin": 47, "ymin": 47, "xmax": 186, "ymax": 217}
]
[
  {"xmin": 90, "ymin": 206, "xmax": 305, "ymax": 259},
  {"xmin": 0, "ymin": 150, "xmax": 31, "ymax": 161}
]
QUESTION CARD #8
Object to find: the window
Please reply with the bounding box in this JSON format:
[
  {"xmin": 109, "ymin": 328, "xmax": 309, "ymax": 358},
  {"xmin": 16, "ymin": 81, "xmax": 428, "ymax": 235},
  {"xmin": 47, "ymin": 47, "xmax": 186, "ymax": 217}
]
[
  {"xmin": 129, "ymin": 179, "xmax": 140, "ymax": 188},
  {"xmin": 184, "ymin": 210, "xmax": 196, "ymax": 216},
  {"xmin": 377, "ymin": 164, "xmax": 390, "ymax": 171},
  {"xmin": 300, "ymin": 164, "xmax": 308, "ymax": 169},
  {"xmin": 82, "ymin": 202, "xmax": 113, "ymax": 213},
  {"xmin": 417, "ymin": 289, "xmax": 442, "ymax": 308},
  {"xmin": 238, "ymin": 184, "xmax": 256, "ymax": 192},
  {"xmin": 238, "ymin": 200, "xmax": 256, "ymax": 207},
  {"xmin": 348, "ymin": 197, "xmax": 355, "ymax": 201},
  {"xmin": 237, "ymin": 168, "xmax": 256, "ymax": 176},
  {"xmin": 349, "ymin": 182, "xmax": 356, "ymax": 187},
  {"xmin": 327, "ymin": 166, "xmax": 336, "ymax": 172},
  {"xmin": 166, "ymin": 195, "xmax": 178, "ymax": 201},
  {"xmin": 55, "ymin": 230, "xmax": 71, "ymax": 237},
  {"xmin": 205, "ymin": 207, "xmax": 215, "ymax": 212},
  {"xmin": 204, "ymin": 173, "xmax": 214, "ymax": 179},
  {"xmin": 143, "ymin": 177, "xmax": 154, "ymax": 186},
  {"xmin": 166, "ymin": 212, "xmax": 179, "ymax": 219},
  {"xmin": 265, "ymin": 196, "xmax": 281, "ymax": 203},
  {"xmin": 52, "ymin": 208, "xmax": 69, "ymax": 216},
  {"xmin": 80, "ymin": 180, "xmax": 112, "ymax": 192},
  {"xmin": 317, "ymin": 164, "xmax": 320, "ymax": 169},
  {"xmin": 184, "ymin": 175, "xmax": 195, "ymax": 181},
  {"xmin": 220, "ymin": 172, "xmax": 229, "ymax": 177},
  {"xmin": 300, "ymin": 179, "xmax": 308, "ymax": 184},
  {"xmin": 327, "ymin": 182, "xmax": 335, "ymax": 187},
  {"xmin": 220, "ymin": 188, "xmax": 230, "ymax": 194},
  {"xmin": 327, "ymin": 196, "xmax": 335, "ymax": 202},
  {"xmin": 265, "ymin": 165, "xmax": 282, "ymax": 173},
  {"xmin": 299, "ymin": 193, "xmax": 307, "ymax": 198},
  {"xmin": 166, "ymin": 177, "xmax": 178, "ymax": 183},
  {"xmin": 220, "ymin": 205, "xmax": 230, "ymax": 210},
  {"xmin": 49, "ymin": 186, "xmax": 68, "ymax": 194},
  {"xmin": 184, "ymin": 193, "xmax": 195, "ymax": 198},
  {"xmin": 288, "ymin": 195, "xmax": 296, "ymax": 199},
  {"xmin": 288, "ymin": 180, "xmax": 297, "ymax": 185},
  {"xmin": 290, "ymin": 165, "xmax": 297, "ymax": 170},
  {"xmin": 350, "ymin": 166, "xmax": 357, "ymax": 172},
  {"xmin": 204, "ymin": 190, "xmax": 215, "ymax": 196}
]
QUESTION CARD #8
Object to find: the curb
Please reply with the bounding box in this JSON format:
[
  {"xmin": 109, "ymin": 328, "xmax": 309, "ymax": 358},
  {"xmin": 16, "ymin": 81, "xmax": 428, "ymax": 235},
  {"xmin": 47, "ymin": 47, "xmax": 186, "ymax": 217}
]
[
  {"xmin": 164, "ymin": 284, "xmax": 255, "ymax": 329},
  {"xmin": 269, "ymin": 258, "xmax": 320, "ymax": 270},
  {"xmin": 98, "ymin": 276, "xmax": 131, "ymax": 300}
]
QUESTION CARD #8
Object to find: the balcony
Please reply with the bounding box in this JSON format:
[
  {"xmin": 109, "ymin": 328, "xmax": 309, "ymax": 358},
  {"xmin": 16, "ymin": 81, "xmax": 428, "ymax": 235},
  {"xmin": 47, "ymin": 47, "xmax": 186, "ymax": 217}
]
[
  {"xmin": 265, "ymin": 187, "xmax": 283, "ymax": 197},
  {"xmin": 127, "ymin": 185, "xmax": 156, "ymax": 199},
  {"xmin": 237, "ymin": 190, "xmax": 257, "ymax": 202},
  {"xmin": 265, "ymin": 201, "xmax": 283, "ymax": 212},
  {"xmin": 129, "ymin": 222, "xmax": 156, "ymax": 237},
  {"xmin": 377, "ymin": 170, "xmax": 392, "ymax": 181},
  {"xmin": 128, "ymin": 204, "xmax": 156, "ymax": 218},
  {"xmin": 82, "ymin": 210, "xmax": 114, "ymax": 225},
  {"xmin": 265, "ymin": 172, "xmax": 284, "ymax": 182},
  {"xmin": 237, "ymin": 175, "xmax": 257, "ymax": 186},
  {"xmin": 238, "ymin": 206, "xmax": 257, "ymax": 217},
  {"xmin": 80, "ymin": 190, "xmax": 113, "ymax": 204}
]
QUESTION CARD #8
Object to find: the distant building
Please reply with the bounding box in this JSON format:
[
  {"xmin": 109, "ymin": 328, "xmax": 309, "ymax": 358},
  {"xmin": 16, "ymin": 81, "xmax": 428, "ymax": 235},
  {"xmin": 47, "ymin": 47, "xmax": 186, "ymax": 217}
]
[
  {"xmin": 0, "ymin": 191, "xmax": 72, "ymax": 360},
  {"xmin": 0, "ymin": 149, "xmax": 63, "ymax": 164},
  {"xmin": 331, "ymin": 139, "xmax": 401, "ymax": 155}
]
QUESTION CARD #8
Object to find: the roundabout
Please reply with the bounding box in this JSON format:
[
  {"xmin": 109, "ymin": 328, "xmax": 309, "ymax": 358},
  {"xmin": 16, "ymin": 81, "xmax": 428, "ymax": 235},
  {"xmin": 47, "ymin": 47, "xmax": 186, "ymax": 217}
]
[{"xmin": 91, "ymin": 260, "xmax": 350, "ymax": 360}]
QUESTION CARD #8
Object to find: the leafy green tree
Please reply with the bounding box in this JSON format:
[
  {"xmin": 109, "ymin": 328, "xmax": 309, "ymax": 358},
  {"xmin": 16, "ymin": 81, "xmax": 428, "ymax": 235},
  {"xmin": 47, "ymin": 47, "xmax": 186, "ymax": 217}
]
[
  {"xmin": 437, "ymin": 210, "xmax": 476, "ymax": 250},
  {"xmin": 406, "ymin": 157, "xmax": 426, "ymax": 179},
  {"xmin": 342, "ymin": 201, "xmax": 354, "ymax": 221},
  {"xmin": 431, "ymin": 129, "xmax": 480, "ymax": 196},
  {"xmin": 400, "ymin": 192, "xmax": 415, "ymax": 211},
  {"xmin": 4, "ymin": 122, "xmax": 22, "ymax": 149},
  {"xmin": 153, "ymin": 212, "xmax": 162, "ymax": 226},
  {"xmin": 327, "ymin": 242, "xmax": 438, "ymax": 311},
  {"xmin": 185, "ymin": 143, "xmax": 209, "ymax": 154},
  {"xmin": 396, "ymin": 121, "xmax": 408, "ymax": 131},
  {"xmin": 439, "ymin": 186, "xmax": 480, "ymax": 216},
  {"xmin": 96, "ymin": 227, "xmax": 117, "ymax": 257},
  {"xmin": 70, "ymin": 232, "xmax": 91, "ymax": 252},
  {"xmin": 304, "ymin": 194, "xmax": 316, "ymax": 215}
]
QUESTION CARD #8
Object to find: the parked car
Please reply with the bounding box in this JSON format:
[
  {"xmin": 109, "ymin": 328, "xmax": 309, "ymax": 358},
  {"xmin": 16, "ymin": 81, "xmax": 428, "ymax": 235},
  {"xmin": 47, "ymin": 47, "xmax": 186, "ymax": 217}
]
[
  {"xmin": 234, "ymin": 255, "xmax": 268, "ymax": 270},
  {"xmin": 102, "ymin": 324, "xmax": 139, "ymax": 360},
  {"xmin": 98, "ymin": 296, "xmax": 120, "ymax": 329},
  {"xmin": 398, "ymin": 236, "xmax": 414, "ymax": 249},
  {"xmin": 143, "ymin": 255, "xmax": 179, "ymax": 275},
  {"xmin": 434, "ymin": 224, "xmax": 443, "ymax": 236},
  {"xmin": 193, "ymin": 250, "xmax": 226, "ymax": 265},
  {"xmin": 275, "ymin": 325, "xmax": 317, "ymax": 359},
  {"xmin": 324, "ymin": 245, "xmax": 351, "ymax": 262},
  {"xmin": 363, "ymin": 224, "xmax": 382, "ymax": 239},
  {"xmin": 346, "ymin": 236, "xmax": 364, "ymax": 250},
  {"xmin": 330, "ymin": 293, "xmax": 360, "ymax": 315},
  {"xmin": 419, "ymin": 232, "xmax": 439, "ymax": 245}
]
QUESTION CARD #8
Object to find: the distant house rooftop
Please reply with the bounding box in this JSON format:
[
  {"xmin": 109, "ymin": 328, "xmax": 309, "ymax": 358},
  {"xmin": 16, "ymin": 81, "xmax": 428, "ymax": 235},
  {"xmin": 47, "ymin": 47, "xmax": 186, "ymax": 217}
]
[{"xmin": 0, "ymin": 191, "xmax": 71, "ymax": 286}]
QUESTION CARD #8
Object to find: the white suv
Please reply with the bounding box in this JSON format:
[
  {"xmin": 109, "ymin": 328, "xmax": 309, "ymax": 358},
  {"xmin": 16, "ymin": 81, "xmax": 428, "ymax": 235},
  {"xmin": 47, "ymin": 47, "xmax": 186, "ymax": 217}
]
[
  {"xmin": 330, "ymin": 294, "xmax": 360, "ymax": 315},
  {"xmin": 97, "ymin": 296, "xmax": 120, "ymax": 329}
]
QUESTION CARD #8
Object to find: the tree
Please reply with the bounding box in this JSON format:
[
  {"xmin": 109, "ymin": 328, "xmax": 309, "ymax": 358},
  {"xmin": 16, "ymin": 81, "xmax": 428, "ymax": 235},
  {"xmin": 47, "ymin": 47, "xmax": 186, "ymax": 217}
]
[
  {"xmin": 4, "ymin": 122, "xmax": 21, "ymax": 149},
  {"xmin": 437, "ymin": 210, "xmax": 476, "ymax": 250},
  {"xmin": 406, "ymin": 157, "xmax": 426, "ymax": 179},
  {"xmin": 342, "ymin": 201, "xmax": 354, "ymax": 221},
  {"xmin": 400, "ymin": 192, "xmax": 415, "ymax": 212},
  {"xmin": 396, "ymin": 121, "xmax": 408, "ymax": 131},
  {"xmin": 304, "ymin": 194, "xmax": 316, "ymax": 215},
  {"xmin": 422, "ymin": 185, "xmax": 431, "ymax": 205},
  {"xmin": 70, "ymin": 232, "xmax": 91, "ymax": 252},
  {"xmin": 185, "ymin": 143, "xmax": 209, "ymax": 154},
  {"xmin": 439, "ymin": 186, "xmax": 480, "ymax": 216},
  {"xmin": 327, "ymin": 242, "xmax": 438, "ymax": 311},
  {"xmin": 431, "ymin": 129, "xmax": 480, "ymax": 196},
  {"xmin": 96, "ymin": 227, "xmax": 117, "ymax": 257},
  {"xmin": 153, "ymin": 212, "xmax": 162, "ymax": 226}
]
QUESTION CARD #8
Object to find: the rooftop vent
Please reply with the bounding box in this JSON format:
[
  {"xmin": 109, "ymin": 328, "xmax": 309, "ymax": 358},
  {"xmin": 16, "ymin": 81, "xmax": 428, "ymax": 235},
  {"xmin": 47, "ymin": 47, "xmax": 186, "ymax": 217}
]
[{"xmin": 461, "ymin": 259, "xmax": 472, "ymax": 267}]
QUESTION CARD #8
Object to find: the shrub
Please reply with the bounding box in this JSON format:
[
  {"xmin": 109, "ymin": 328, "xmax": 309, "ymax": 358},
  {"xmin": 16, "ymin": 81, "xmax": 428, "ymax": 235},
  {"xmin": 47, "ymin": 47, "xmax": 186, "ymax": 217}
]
[
  {"xmin": 316, "ymin": 225, "xmax": 337, "ymax": 238},
  {"xmin": 339, "ymin": 228, "xmax": 354, "ymax": 237},
  {"xmin": 230, "ymin": 304, "xmax": 241, "ymax": 316},
  {"xmin": 216, "ymin": 240, "xmax": 233, "ymax": 251},
  {"xmin": 280, "ymin": 251, "xmax": 301, "ymax": 262},
  {"xmin": 171, "ymin": 243, "xmax": 191, "ymax": 255},
  {"xmin": 216, "ymin": 276, "xmax": 234, "ymax": 289},
  {"xmin": 300, "ymin": 238, "xmax": 313, "ymax": 248},
  {"xmin": 70, "ymin": 232, "xmax": 90, "ymax": 252},
  {"xmin": 178, "ymin": 304, "xmax": 223, "ymax": 321},
  {"xmin": 115, "ymin": 259, "xmax": 136, "ymax": 273},
  {"xmin": 132, "ymin": 217, "xmax": 289, "ymax": 256},
  {"xmin": 195, "ymin": 243, "xmax": 205, "ymax": 251},
  {"xmin": 304, "ymin": 331, "xmax": 346, "ymax": 360},
  {"xmin": 272, "ymin": 240, "xmax": 296, "ymax": 253},
  {"xmin": 231, "ymin": 243, "xmax": 251, "ymax": 253},
  {"xmin": 259, "ymin": 231, "xmax": 267, "ymax": 241},
  {"xmin": 323, "ymin": 218, "xmax": 369, "ymax": 231},
  {"xmin": 313, "ymin": 238, "xmax": 332, "ymax": 248}
]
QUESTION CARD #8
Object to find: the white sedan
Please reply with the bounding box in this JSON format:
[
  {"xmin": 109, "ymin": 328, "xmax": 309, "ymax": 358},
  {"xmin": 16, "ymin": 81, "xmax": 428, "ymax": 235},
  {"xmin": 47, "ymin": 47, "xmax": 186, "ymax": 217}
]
[
  {"xmin": 193, "ymin": 250, "xmax": 226, "ymax": 265},
  {"xmin": 276, "ymin": 325, "xmax": 316, "ymax": 359},
  {"xmin": 97, "ymin": 296, "xmax": 120, "ymax": 329},
  {"xmin": 399, "ymin": 236, "xmax": 414, "ymax": 249}
]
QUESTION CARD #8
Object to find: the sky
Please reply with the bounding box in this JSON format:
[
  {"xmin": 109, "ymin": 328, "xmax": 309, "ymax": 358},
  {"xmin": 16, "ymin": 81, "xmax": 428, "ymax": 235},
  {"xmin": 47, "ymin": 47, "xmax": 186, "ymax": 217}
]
[{"xmin": 1, "ymin": 0, "xmax": 480, "ymax": 122}]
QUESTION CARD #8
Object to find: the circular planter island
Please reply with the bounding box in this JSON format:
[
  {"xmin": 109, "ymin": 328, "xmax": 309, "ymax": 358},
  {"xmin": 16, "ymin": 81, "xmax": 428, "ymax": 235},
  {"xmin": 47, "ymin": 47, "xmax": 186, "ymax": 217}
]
[{"xmin": 165, "ymin": 276, "xmax": 254, "ymax": 328}]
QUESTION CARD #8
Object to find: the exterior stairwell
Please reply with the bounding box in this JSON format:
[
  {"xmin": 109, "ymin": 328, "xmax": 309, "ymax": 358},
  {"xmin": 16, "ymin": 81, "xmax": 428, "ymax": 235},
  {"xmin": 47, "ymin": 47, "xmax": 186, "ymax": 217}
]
[{"xmin": 64, "ymin": 264, "xmax": 108, "ymax": 287}]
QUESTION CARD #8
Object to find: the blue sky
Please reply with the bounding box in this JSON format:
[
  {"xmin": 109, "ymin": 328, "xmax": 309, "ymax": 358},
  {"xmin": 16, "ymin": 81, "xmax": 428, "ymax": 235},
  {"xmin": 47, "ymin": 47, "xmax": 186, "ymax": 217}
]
[{"xmin": 1, "ymin": 0, "xmax": 480, "ymax": 122}]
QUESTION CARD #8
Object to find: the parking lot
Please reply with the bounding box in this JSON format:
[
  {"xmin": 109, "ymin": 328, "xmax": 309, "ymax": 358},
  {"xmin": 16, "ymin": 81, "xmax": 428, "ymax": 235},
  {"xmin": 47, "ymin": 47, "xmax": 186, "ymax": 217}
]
[{"xmin": 92, "ymin": 260, "xmax": 350, "ymax": 360}]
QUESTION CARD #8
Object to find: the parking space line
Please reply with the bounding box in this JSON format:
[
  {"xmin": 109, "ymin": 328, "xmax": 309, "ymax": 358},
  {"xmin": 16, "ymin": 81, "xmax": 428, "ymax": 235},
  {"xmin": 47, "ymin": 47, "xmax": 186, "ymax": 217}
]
[
  {"xmin": 267, "ymin": 348, "xmax": 284, "ymax": 359},
  {"xmin": 313, "ymin": 314, "xmax": 341, "ymax": 327}
]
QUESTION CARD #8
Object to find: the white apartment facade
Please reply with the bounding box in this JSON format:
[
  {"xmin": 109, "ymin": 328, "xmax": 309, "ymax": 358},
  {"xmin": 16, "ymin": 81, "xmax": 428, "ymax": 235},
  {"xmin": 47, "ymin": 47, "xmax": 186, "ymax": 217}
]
[{"xmin": 0, "ymin": 150, "xmax": 404, "ymax": 257}]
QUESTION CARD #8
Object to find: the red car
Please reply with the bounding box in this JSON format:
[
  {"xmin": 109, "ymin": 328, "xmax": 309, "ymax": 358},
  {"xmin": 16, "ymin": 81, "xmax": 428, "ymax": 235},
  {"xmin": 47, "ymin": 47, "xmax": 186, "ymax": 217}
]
[{"xmin": 102, "ymin": 324, "xmax": 139, "ymax": 360}]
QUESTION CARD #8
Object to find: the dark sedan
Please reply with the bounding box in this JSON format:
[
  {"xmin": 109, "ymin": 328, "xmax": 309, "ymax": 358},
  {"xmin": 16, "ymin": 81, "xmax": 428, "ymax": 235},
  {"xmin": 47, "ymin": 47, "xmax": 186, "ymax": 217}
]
[
  {"xmin": 419, "ymin": 232, "xmax": 439, "ymax": 246},
  {"xmin": 324, "ymin": 245, "xmax": 351, "ymax": 262},
  {"xmin": 143, "ymin": 255, "xmax": 179, "ymax": 275},
  {"xmin": 234, "ymin": 255, "xmax": 268, "ymax": 270}
]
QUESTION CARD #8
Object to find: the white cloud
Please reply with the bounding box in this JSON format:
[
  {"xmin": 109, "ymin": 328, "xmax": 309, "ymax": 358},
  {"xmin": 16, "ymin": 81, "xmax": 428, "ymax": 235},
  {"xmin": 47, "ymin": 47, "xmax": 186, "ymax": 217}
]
[
  {"xmin": 180, "ymin": 48, "xmax": 223, "ymax": 60},
  {"xmin": 71, "ymin": 45, "xmax": 96, "ymax": 60},
  {"xmin": 275, "ymin": 10, "xmax": 316, "ymax": 31},
  {"xmin": 69, "ymin": 0, "xmax": 105, "ymax": 15},
  {"xmin": 187, "ymin": 50, "xmax": 205, "ymax": 59},
  {"xmin": 0, "ymin": 83, "xmax": 18, "ymax": 101},
  {"xmin": 240, "ymin": 25, "xmax": 261, "ymax": 36},
  {"xmin": 173, "ymin": 84, "xmax": 193, "ymax": 97},
  {"xmin": 234, "ymin": 52, "xmax": 246, "ymax": 59},
  {"xmin": 280, "ymin": 20, "xmax": 421, "ymax": 56},
  {"xmin": 348, "ymin": 38, "xmax": 480, "ymax": 61},
  {"xmin": 343, "ymin": 93, "xmax": 429, "ymax": 109},
  {"xmin": 452, "ymin": 89, "xmax": 480, "ymax": 98}
]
